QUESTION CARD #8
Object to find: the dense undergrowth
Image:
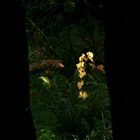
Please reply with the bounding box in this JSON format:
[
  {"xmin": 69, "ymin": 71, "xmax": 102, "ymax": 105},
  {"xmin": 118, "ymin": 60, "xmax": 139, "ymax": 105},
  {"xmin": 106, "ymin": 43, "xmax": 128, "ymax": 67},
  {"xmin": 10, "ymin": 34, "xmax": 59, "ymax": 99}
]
[
  {"xmin": 29, "ymin": 51, "xmax": 112, "ymax": 140},
  {"xmin": 26, "ymin": 0, "xmax": 112, "ymax": 139}
]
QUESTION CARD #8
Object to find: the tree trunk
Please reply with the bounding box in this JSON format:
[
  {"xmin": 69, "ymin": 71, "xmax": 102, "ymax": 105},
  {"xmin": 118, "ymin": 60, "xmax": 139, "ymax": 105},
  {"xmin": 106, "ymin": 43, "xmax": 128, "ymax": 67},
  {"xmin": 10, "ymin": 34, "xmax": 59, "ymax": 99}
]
[
  {"xmin": 1, "ymin": 1, "xmax": 36, "ymax": 139},
  {"xmin": 104, "ymin": 1, "xmax": 139, "ymax": 140}
]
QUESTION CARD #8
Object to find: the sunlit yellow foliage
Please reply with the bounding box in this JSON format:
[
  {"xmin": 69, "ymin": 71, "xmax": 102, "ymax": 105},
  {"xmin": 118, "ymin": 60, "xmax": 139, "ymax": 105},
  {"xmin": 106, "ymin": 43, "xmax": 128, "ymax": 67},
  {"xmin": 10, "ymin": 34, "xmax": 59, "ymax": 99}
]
[
  {"xmin": 79, "ymin": 91, "xmax": 88, "ymax": 100},
  {"xmin": 78, "ymin": 67, "xmax": 86, "ymax": 78},
  {"xmin": 77, "ymin": 80, "xmax": 84, "ymax": 89},
  {"xmin": 76, "ymin": 51, "xmax": 94, "ymax": 100},
  {"xmin": 79, "ymin": 53, "xmax": 86, "ymax": 62},
  {"xmin": 76, "ymin": 51, "xmax": 94, "ymax": 79},
  {"xmin": 86, "ymin": 52, "xmax": 94, "ymax": 62},
  {"xmin": 76, "ymin": 62, "xmax": 85, "ymax": 69}
]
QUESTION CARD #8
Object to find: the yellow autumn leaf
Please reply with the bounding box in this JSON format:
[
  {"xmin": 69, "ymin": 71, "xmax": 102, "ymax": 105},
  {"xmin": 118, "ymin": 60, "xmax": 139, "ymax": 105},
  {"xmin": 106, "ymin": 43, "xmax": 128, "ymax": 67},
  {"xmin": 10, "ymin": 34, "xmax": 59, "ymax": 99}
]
[
  {"xmin": 78, "ymin": 67, "xmax": 86, "ymax": 78},
  {"xmin": 77, "ymin": 80, "xmax": 84, "ymax": 89},
  {"xmin": 87, "ymin": 52, "xmax": 94, "ymax": 58},
  {"xmin": 76, "ymin": 62, "xmax": 85, "ymax": 69},
  {"xmin": 79, "ymin": 91, "xmax": 88, "ymax": 100},
  {"xmin": 79, "ymin": 53, "xmax": 87, "ymax": 62},
  {"xmin": 86, "ymin": 52, "xmax": 94, "ymax": 62}
]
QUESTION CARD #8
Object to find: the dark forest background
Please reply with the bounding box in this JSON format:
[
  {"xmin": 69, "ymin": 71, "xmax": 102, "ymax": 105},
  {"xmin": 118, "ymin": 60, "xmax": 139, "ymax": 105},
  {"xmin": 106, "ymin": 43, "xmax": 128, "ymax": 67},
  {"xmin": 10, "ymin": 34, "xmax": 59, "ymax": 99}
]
[{"xmin": 23, "ymin": 0, "xmax": 112, "ymax": 140}]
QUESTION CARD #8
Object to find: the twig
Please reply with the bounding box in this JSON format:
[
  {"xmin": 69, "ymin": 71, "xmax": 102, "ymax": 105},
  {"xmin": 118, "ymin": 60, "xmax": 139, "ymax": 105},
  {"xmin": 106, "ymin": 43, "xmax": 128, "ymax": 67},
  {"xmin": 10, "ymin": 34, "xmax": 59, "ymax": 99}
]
[
  {"xmin": 26, "ymin": 17, "xmax": 50, "ymax": 45},
  {"xmin": 101, "ymin": 111, "xmax": 106, "ymax": 140},
  {"xmin": 26, "ymin": 17, "xmax": 60, "ymax": 58},
  {"xmin": 67, "ymin": 20, "xmax": 77, "ymax": 60}
]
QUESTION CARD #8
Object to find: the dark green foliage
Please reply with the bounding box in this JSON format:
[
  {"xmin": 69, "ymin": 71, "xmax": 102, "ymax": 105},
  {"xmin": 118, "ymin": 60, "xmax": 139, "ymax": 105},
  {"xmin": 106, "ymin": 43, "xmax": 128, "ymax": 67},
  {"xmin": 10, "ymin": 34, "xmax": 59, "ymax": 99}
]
[{"xmin": 30, "ymin": 67, "xmax": 112, "ymax": 140}]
